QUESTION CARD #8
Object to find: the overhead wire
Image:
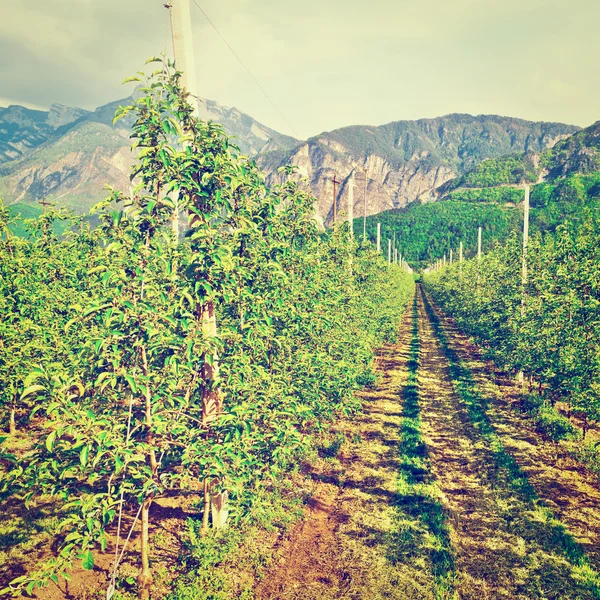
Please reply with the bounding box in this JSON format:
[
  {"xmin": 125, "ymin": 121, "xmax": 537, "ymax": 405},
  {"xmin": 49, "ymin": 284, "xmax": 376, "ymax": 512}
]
[{"xmin": 189, "ymin": 0, "xmax": 300, "ymax": 139}]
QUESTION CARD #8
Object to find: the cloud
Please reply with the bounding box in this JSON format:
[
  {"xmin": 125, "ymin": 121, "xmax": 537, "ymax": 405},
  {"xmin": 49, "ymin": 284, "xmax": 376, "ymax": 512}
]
[{"xmin": 1, "ymin": 0, "xmax": 599, "ymax": 137}]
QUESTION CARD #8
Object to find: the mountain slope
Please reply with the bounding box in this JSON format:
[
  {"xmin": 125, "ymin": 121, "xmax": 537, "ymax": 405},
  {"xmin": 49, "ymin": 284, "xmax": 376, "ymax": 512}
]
[
  {"xmin": 258, "ymin": 114, "xmax": 579, "ymax": 225},
  {"xmin": 0, "ymin": 96, "xmax": 299, "ymax": 212}
]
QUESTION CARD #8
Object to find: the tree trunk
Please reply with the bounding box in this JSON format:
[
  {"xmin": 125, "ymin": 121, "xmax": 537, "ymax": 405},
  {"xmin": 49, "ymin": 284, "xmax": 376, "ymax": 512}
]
[
  {"xmin": 9, "ymin": 407, "xmax": 16, "ymax": 435},
  {"xmin": 137, "ymin": 498, "xmax": 153, "ymax": 600}
]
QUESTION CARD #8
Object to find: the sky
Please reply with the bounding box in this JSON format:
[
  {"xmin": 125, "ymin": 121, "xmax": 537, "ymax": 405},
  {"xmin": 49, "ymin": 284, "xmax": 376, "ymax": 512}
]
[{"xmin": 1, "ymin": 0, "xmax": 599, "ymax": 139}]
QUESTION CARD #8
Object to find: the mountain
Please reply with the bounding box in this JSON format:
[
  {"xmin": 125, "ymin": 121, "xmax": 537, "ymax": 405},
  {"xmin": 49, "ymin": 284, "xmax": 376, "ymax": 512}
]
[
  {"xmin": 0, "ymin": 96, "xmax": 299, "ymax": 213},
  {"xmin": 357, "ymin": 120, "xmax": 600, "ymax": 269},
  {"xmin": 258, "ymin": 114, "xmax": 579, "ymax": 225}
]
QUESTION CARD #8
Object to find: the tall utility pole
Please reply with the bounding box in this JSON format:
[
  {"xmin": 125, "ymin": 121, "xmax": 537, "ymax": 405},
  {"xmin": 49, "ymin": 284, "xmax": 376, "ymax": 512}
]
[
  {"xmin": 170, "ymin": 0, "xmax": 199, "ymax": 116},
  {"xmin": 332, "ymin": 175, "xmax": 339, "ymax": 224},
  {"xmin": 362, "ymin": 173, "xmax": 368, "ymax": 241},
  {"xmin": 169, "ymin": 0, "xmax": 199, "ymax": 241},
  {"xmin": 169, "ymin": 0, "xmax": 226, "ymax": 536},
  {"xmin": 39, "ymin": 197, "xmax": 50, "ymax": 214},
  {"xmin": 376, "ymin": 222, "xmax": 381, "ymax": 253}
]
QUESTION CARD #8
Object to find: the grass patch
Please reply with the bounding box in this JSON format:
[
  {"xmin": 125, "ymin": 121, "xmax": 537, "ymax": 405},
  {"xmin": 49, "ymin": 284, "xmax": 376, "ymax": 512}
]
[{"xmin": 394, "ymin": 295, "xmax": 456, "ymax": 595}]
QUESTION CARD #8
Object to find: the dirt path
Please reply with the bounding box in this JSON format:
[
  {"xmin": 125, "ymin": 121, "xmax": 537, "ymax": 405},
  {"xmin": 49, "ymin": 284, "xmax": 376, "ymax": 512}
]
[
  {"xmin": 256, "ymin": 287, "xmax": 600, "ymax": 600},
  {"xmin": 256, "ymin": 296, "xmax": 442, "ymax": 599}
]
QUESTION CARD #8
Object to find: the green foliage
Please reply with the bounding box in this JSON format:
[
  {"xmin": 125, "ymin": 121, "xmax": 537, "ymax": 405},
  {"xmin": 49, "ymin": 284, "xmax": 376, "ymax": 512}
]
[
  {"xmin": 459, "ymin": 153, "xmax": 538, "ymax": 188},
  {"xmin": 444, "ymin": 186, "xmax": 525, "ymax": 204},
  {"xmin": 356, "ymin": 201, "xmax": 521, "ymax": 269},
  {"xmin": 423, "ymin": 210, "xmax": 600, "ymax": 435},
  {"xmin": 0, "ymin": 58, "xmax": 414, "ymax": 597}
]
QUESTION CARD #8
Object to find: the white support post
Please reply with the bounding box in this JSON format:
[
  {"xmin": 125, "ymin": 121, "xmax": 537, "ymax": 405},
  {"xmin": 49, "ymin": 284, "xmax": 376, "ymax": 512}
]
[
  {"xmin": 388, "ymin": 239, "xmax": 391, "ymax": 264},
  {"xmin": 450, "ymin": 249, "xmax": 453, "ymax": 265},
  {"xmin": 363, "ymin": 174, "xmax": 368, "ymax": 242},
  {"xmin": 347, "ymin": 174, "xmax": 354, "ymax": 231},
  {"xmin": 376, "ymin": 222, "xmax": 381, "ymax": 253},
  {"xmin": 522, "ymin": 185, "xmax": 530, "ymax": 289}
]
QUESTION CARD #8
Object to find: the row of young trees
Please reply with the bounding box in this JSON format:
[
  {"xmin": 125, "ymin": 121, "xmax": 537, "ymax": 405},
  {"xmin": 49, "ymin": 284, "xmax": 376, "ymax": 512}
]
[
  {"xmin": 423, "ymin": 211, "xmax": 600, "ymax": 436},
  {"xmin": 0, "ymin": 60, "xmax": 414, "ymax": 598}
]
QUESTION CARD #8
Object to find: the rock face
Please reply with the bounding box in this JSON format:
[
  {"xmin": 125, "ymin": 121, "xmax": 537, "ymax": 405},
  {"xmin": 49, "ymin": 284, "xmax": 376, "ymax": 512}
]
[
  {"xmin": 0, "ymin": 99, "xmax": 580, "ymax": 220},
  {"xmin": 0, "ymin": 96, "xmax": 299, "ymax": 212},
  {"xmin": 258, "ymin": 114, "xmax": 579, "ymax": 224}
]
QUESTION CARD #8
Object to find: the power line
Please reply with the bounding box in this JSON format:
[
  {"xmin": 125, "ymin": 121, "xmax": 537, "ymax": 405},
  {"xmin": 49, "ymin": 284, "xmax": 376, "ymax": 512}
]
[{"xmin": 189, "ymin": 0, "xmax": 299, "ymax": 139}]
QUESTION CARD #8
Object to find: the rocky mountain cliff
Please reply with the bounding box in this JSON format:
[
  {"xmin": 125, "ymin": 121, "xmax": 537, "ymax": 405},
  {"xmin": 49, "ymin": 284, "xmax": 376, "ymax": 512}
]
[
  {"xmin": 0, "ymin": 96, "xmax": 298, "ymax": 212},
  {"xmin": 258, "ymin": 115, "xmax": 580, "ymax": 225},
  {"xmin": 0, "ymin": 97, "xmax": 581, "ymax": 222}
]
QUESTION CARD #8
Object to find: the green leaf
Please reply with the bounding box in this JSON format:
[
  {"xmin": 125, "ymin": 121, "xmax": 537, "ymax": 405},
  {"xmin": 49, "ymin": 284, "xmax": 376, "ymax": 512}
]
[
  {"xmin": 80, "ymin": 445, "xmax": 89, "ymax": 468},
  {"xmin": 21, "ymin": 384, "xmax": 46, "ymax": 400},
  {"xmin": 81, "ymin": 550, "xmax": 94, "ymax": 570},
  {"xmin": 46, "ymin": 430, "xmax": 57, "ymax": 453}
]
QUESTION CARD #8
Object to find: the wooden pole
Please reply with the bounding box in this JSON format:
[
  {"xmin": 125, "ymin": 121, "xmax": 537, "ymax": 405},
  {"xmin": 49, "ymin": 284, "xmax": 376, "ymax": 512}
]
[
  {"xmin": 388, "ymin": 239, "xmax": 391, "ymax": 264},
  {"xmin": 376, "ymin": 222, "xmax": 381, "ymax": 253}
]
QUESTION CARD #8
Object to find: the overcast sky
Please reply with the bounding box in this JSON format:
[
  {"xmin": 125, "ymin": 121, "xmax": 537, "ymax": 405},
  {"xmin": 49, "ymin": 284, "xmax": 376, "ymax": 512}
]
[{"xmin": 1, "ymin": 0, "xmax": 599, "ymax": 139}]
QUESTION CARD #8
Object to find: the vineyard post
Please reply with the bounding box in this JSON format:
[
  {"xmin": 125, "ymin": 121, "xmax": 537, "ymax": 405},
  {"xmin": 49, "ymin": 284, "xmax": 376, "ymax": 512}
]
[
  {"xmin": 388, "ymin": 239, "xmax": 391, "ymax": 264},
  {"xmin": 522, "ymin": 185, "xmax": 530, "ymax": 290},
  {"xmin": 332, "ymin": 175, "xmax": 339, "ymax": 224},
  {"xmin": 376, "ymin": 222, "xmax": 381, "ymax": 253},
  {"xmin": 363, "ymin": 172, "xmax": 367, "ymax": 241},
  {"xmin": 477, "ymin": 226, "xmax": 482, "ymax": 289},
  {"xmin": 450, "ymin": 249, "xmax": 453, "ymax": 265},
  {"xmin": 459, "ymin": 241, "xmax": 463, "ymax": 278},
  {"xmin": 347, "ymin": 173, "xmax": 354, "ymax": 231},
  {"xmin": 443, "ymin": 253, "xmax": 447, "ymax": 268},
  {"xmin": 518, "ymin": 185, "xmax": 530, "ymax": 386}
]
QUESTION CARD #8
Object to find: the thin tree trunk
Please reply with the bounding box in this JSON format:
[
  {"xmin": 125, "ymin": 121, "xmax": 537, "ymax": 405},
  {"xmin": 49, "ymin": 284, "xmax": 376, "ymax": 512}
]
[
  {"xmin": 9, "ymin": 406, "xmax": 16, "ymax": 435},
  {"xmin": 137, "ymin": 498, "xmax": 153, "ymax": 600}
]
